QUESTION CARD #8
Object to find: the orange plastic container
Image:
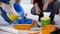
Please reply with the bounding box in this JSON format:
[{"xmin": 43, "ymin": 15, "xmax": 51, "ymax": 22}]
[
  {"xmin": 40, "ymin": 24, "xmax": 56, "ymax": 34},
  {"xmin": 13, "ymin": 21, "xmax": 34, "ymax": 30}
]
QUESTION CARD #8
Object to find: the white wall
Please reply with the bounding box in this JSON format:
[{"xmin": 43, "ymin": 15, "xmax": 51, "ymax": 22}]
[{"xmin": 21, "ymin": 0, "xmax": 31, "ymax": 4}]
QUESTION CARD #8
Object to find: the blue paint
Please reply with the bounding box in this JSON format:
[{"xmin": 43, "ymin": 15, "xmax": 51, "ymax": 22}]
[{"xmin": 14, "ymin": 19, "xmax": 32, "ymax": 24}]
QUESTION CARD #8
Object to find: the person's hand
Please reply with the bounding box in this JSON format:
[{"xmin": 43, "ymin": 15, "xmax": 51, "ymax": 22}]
[
  {"xmin": 43, "ymin": 1, "xmax": 49, "ymax": 11},
  {"xmin": 5, "ymin": 5, "xmax": 14, "ymax": 16},
  {"xmin": 47, "ymin": 0, "xmax": 54, "ymax": 3},
  {"xmin": 35, "ymin": 6, "xmax": 41, "ymax": 14},
  {"xmin": 43, "ymin": 0, "xmax": 54, "ymax": 11},
  {"xmin": 34, "ymin": 3, "xmax": 41, "ymax": 14},
  {"xmin": 59, "ymin": 13, "xmax": 60, "ymax": 16},
  {"xmin": 6, "ymin": 11, "xmax": 14, "ymax": 16}
]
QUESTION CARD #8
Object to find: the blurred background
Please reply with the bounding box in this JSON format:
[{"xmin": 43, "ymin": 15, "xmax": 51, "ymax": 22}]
[
  {"xmin": 0, "ymin": 0, "xmax": 60, "ymax": 34},
  {"xmin": 0, "ymin": 0, "xmax": 60, "ymax": 28}
]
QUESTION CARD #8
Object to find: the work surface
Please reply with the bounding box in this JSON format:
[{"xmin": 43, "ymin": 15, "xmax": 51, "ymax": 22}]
[
  {"xmin": 0, "ymin": 25, "xmax": 29, "ymax": 34},
  {"xmin": 0, "ymin": 25, "xmax": 40, "ymax": 34},
  {"xmin": 0, "ymin": 30, "xmax": 29, "ymax": 34}
]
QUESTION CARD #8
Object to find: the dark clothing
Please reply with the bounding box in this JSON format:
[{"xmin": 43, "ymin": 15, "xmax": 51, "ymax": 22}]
[
  {"xmin": 0, "ymin": 0, "xmax": 10, "ymax": 4},
  {"xmin": 38, "ymin": 4, "xmax": 55, "ymax": 21},
  {"xmin": 50, "ymin": 29, "xmax": 60, "ymax": 34},
  {"xmin": 53, "ymin": 1, "xmax": 60, "ymax": 15},
  {"xmin": 33, "ymin": 0, "xmax": 56, "ymax": 4},
  {"xmin": 33, "ymin": 0, "xmax": 42, "ymax": 4},
  {"xmin": 38, "ymin": 3, "xmax": 56, "ymax": 21},
  {"xmin": 31, "ymin": 0, "xmax": 57, "ymax": 22}
]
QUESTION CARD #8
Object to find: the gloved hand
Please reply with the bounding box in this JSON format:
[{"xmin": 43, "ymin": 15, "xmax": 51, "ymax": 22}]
[{"xmin": 4, "ymin": 4, "xmax": 14, "ymax": 16}]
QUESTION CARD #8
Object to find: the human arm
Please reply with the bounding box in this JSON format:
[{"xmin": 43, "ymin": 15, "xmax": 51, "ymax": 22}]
[
  {"xmin": 43, "ymin": 0, "xmax": 56, "ymax": 11},
  {"xmin": 58, "ymin": 3, "xmax": 60, "ymax": 16},
  {"xmin": 33, "ymin": 0, "xmax": 42, "ymax": 14}
]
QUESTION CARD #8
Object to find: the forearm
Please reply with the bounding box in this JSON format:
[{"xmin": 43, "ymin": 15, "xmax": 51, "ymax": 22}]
[
  {"xmin": 0, "ymin": 2, "xmax": 2, "ymax": 6},
  {"xmin": 43, "ymin": 0, "xmax": 54, "ymax": 9},
  {"xmin": 34, "ymin": 3, "xmax": 38, "ymax": 8},
  {"xmin": 33, "ymin": 3, "xmax": 41, "ymax": 14},
  {"xmin": 59, "ymin": 9, "xmax": 60, "ymax": 13},
  {"xmin": 59, "ymin": 9, "xmax": 60, "ymax": 16},
  {"xmin": 46, "ymin": 0, "xmax": 54, "ymax": 4},
  {"xmin": 34, "ymin": 3, "xmax": 40, "ymax": 11}
]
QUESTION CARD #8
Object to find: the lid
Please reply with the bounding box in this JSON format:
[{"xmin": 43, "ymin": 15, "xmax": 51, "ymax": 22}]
[{"xmin": 41, "ymin": 16, "xmax": 50, "ymax": 20}]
